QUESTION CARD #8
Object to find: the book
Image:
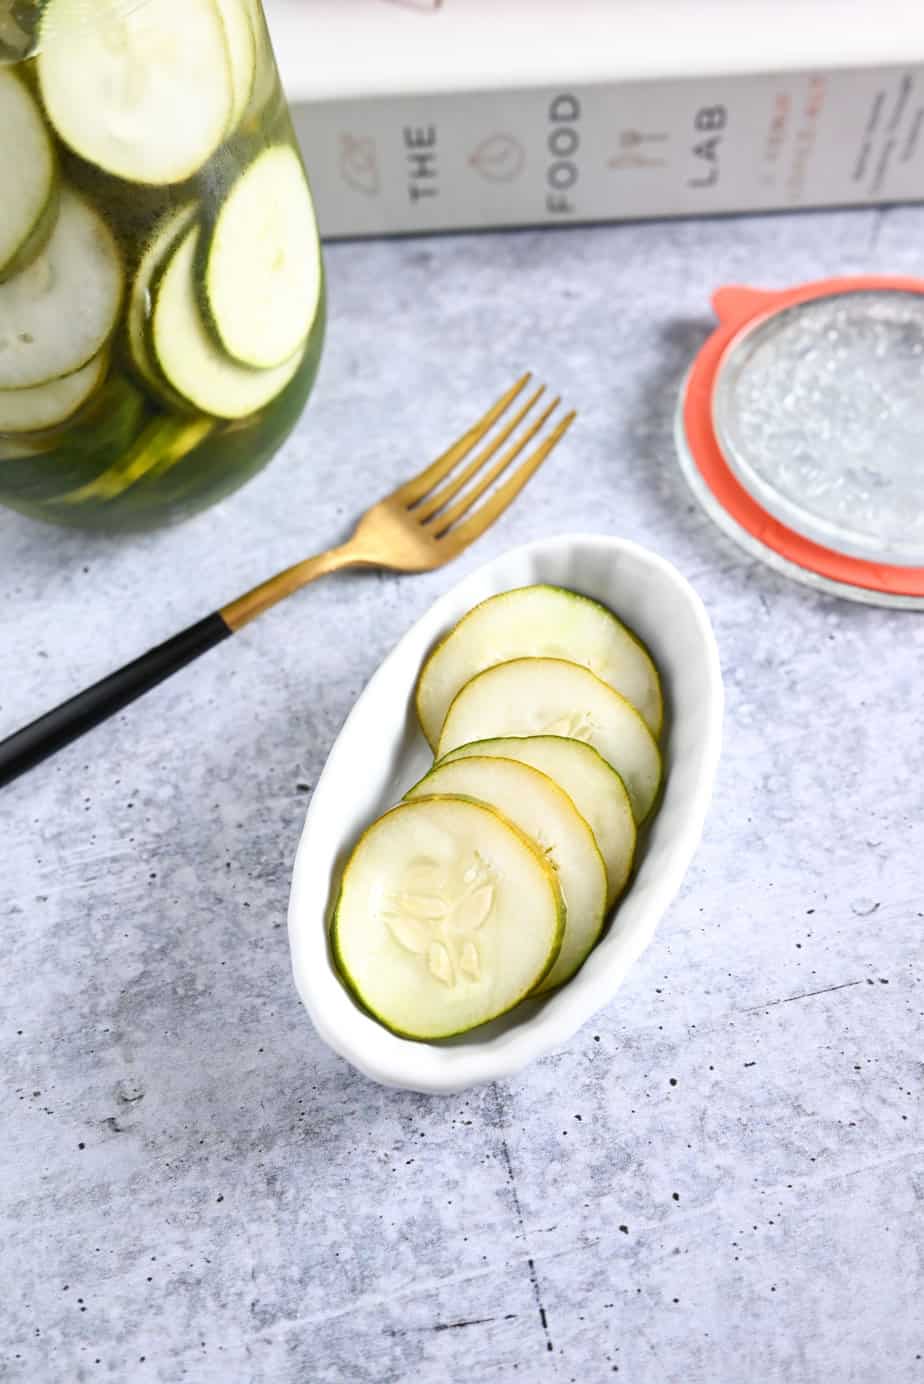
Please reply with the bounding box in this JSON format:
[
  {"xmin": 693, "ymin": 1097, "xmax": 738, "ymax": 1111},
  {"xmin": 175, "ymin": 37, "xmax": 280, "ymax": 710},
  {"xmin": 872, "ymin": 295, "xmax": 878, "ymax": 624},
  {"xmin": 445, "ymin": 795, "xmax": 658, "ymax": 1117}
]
[{"xmin": 266, "ymin": 0, "xmax": 924, "ymax": 239}]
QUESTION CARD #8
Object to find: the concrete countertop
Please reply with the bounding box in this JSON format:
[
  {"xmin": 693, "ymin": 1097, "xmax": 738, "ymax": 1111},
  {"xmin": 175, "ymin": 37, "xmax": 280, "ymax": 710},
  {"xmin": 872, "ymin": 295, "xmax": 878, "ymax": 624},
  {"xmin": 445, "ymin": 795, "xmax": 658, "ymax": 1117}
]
[{"xmin": 2, "ymin": 202, "xmax": 923, "ymax": 1383}]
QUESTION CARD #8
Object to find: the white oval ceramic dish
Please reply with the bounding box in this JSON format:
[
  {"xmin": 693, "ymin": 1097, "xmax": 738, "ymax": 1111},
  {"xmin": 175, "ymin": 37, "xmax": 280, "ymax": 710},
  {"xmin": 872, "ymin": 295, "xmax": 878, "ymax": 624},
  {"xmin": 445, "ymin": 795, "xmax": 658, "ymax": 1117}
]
[{"xmin": 288, "ymin": 534, "xmax": 723, "ymax": 1094}]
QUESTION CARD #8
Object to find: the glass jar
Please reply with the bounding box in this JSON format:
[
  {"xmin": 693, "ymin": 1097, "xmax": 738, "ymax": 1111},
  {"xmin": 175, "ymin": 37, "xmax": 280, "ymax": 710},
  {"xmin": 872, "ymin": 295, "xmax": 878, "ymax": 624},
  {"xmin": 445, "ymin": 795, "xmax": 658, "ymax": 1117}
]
[{"xmin": 0, "ymin": 0, "xmax": 325, "ymax": 530}]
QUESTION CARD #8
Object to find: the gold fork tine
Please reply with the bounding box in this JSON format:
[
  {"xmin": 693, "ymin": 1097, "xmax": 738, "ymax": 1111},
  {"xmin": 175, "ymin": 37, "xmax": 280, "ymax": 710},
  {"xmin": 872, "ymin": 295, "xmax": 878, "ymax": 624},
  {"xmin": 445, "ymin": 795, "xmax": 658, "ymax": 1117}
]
[
  {"xmin": 392, "ymin": 373, "xmax": 532, "ymax": 506},
  {"xmin": 432, "ymin": 395, "xmax": 561, "ymax": 535},
  {"xmin": 413, "ymin": 383, "xmax": 546, "ymax": 522},
  {"xmin": 439, "ymin": 409, "xmax": 577, "ymax": 552}
]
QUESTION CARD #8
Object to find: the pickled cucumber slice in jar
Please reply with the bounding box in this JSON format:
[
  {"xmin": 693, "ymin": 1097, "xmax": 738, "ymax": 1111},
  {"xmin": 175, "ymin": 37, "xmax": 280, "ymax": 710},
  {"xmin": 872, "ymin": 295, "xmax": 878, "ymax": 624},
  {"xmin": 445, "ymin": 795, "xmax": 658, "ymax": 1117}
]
[
  {"xmin": 0, "ymin": 69, "xmax": 57, "ymax": 282},
  {"xmin": 38, "ymin": 0, "xmax": 234, "ymax": 185},
  {"xmin": 202, "ymin": 145, "xmax": 322, "ymax": 369},
  {"xmin": 0, "ymin": 187, "xmax": 122, "ymax": 391},
  {"xmin": 149, "ymin": 222, "xmax": 303, "ymax": 419}
]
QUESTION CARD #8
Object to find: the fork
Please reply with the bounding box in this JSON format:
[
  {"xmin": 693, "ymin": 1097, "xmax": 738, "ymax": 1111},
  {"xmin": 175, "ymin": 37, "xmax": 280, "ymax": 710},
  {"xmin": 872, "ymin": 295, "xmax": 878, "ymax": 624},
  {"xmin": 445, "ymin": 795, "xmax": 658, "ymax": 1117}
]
[{"xmin": 0, "ymin": 374, "xmax": 574, "ymax": 787}]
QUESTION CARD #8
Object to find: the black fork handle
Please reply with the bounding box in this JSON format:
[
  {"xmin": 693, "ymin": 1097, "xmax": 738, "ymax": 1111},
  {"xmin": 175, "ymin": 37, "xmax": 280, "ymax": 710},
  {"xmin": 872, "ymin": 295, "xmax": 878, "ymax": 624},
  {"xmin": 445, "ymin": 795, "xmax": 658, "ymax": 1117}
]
[
  {"xmin": 0, "ymin": 611, "xmax": 232, "ymax": 788},
  {"xmin": 1, "ymin": 541, "xmax": 355, "ymax": 790}
]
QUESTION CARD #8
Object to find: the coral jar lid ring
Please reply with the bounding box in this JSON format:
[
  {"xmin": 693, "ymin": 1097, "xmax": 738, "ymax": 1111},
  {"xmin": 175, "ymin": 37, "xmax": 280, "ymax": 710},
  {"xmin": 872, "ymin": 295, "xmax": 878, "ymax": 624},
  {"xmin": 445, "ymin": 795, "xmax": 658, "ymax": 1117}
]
[{"xmin": 678, "ymin": 275, "xmax": 924, "ymax": 606}]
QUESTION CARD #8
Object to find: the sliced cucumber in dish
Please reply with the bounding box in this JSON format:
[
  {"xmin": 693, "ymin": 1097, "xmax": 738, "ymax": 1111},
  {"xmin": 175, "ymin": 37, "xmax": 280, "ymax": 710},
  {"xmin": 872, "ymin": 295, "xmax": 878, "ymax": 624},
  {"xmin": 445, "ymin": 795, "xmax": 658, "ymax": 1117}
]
[
  {"xmin": 0, "ymin": 70, "xmax": 57, "ymax": 282},
  {"xmin": 203, "ymin": 145, "xmax": 321, "ymax": 369},
  {"xmin": 439, "ymin": 736, "xmax": 636, "ymax": 909},
  {"xmin": 38, "ymin": 0, "xmax": 233, "ymax": 185},
  {"xmin": 437, "ymin": 657, "xmax": 662, "ymax": 823},
  {"xmin": 416, "ymin": 584, "xmax": 663, "ymax": 746},
  {"xmin": 150, "ymin": 223, "xmax": 303, "ymax": 418},
  {"xmin": 406, "ymin": 755, "xmax": 607, "ymax": 992},
  {"xmin": 215, "ymin": 0, "xmax": 256, "ymax": 130},
  {"xmin": 0, "ymin": 187, "xmax": 122, "ymax": 390},
  {"xmin": 0, "ymin": 349, "xmax": 107, "ymax": 433},
  {"xmin": 332, "ymin": 795, "xmax": 565, "ymax": 1039}
]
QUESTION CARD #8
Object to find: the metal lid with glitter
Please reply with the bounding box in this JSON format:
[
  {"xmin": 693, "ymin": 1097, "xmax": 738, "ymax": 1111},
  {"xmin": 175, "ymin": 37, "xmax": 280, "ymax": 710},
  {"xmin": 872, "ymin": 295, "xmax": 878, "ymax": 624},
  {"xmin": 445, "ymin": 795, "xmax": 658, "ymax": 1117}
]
[{"xmin": 676, "ymin": 276, "xmax": 924, "ymax": 607}]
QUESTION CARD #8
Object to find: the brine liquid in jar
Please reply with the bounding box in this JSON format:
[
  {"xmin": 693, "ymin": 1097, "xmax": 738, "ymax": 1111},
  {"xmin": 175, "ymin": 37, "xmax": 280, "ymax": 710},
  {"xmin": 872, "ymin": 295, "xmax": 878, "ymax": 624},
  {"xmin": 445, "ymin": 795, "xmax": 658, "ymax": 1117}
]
[{"xmin": 0, "ymin": 0, "xmax": 325, "ymax": 530}]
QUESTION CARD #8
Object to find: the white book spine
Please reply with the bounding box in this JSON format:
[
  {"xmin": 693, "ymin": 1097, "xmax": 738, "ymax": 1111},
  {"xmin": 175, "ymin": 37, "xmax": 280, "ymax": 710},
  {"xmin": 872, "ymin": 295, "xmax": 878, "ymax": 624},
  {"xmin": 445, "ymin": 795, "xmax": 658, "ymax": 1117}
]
[{"xmin": 288, "ymin": 66, "xmax": 924, "ymax": 239}]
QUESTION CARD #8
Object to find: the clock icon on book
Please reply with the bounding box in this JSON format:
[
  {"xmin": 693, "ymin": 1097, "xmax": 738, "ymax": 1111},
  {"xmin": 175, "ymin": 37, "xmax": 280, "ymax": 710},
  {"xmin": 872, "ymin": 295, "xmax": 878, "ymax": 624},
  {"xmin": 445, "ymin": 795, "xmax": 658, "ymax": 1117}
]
[{"xmin": 468, "ymin": 133, "xmax": 526, "ymax": 183}]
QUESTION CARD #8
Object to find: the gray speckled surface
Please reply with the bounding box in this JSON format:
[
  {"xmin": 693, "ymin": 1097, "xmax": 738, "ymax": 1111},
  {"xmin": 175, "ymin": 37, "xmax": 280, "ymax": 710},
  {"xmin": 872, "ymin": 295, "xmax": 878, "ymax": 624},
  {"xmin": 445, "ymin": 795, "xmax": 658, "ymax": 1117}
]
[{"xmin": 3, "ymin": 204, "xmax": 924, "ymax": 1384}]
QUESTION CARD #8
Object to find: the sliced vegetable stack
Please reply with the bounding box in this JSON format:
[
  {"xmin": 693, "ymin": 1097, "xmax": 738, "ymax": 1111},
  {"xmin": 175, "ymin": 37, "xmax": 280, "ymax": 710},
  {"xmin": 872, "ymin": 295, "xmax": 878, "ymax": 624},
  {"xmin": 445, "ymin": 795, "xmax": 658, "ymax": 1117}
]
[
  {"xmin": 0, "ymin": 0, "xmax": 323, "ymax": 525},
  {"xmin": 332, "ymin": 584, "xmax": 666, "ymax": 1039}
]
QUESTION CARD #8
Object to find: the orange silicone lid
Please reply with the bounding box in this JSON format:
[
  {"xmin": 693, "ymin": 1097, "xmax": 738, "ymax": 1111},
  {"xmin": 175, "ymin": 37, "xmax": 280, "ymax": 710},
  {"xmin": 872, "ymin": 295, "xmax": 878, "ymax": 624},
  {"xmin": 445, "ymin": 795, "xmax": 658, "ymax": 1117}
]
[{"xmin": 682, "ymin": 276, "xmax": 924, "ymax": 597}]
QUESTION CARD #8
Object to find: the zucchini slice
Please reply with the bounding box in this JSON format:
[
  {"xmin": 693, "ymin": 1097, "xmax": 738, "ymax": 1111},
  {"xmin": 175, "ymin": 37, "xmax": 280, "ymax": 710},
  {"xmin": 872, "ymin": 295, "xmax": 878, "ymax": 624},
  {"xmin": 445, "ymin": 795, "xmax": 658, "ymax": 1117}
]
[
  {"xmin": 38, "ymin": 0, "xmax": 233, "ymax": 185},
  {"xmin": 150, "ymin": 223, "xmax": 302, "ymax": 418},
  {"xmin": 0, "ymin": 187, "xmax": 122, "ymax": 390},
  {"xmin": 215, "ymin": 0, "xmax": 256, "ymax": 130},
  {"xmin": 332, "ymin": 795, "xmax": 565, "ymax": 1039},
  {"xmin": 126, "ymin": 205, "xmax": 197, "ymax": 408},
  {"xmin": 55, "ymin": 415, "xmax": 213, "ymax": 505},
  {"xmin": 439, "ymin": 735, "xmax": 636, "ymax": 908},
  {"xmin": 437, "ymin": 657, "xmax": 663, "ymax": 823},
  {"xmin": 406, "ymin": 756, "xmax": 607, "ymax": 992},
  {"xmin": 416, "ymin": 584, "xmax": 663, "ymax": 746},
  {"xmin": 203, "ymin": 145, "xmax": 321, "ymax": 369},
  {"xmin": 0, "ymin": 349, "xmax": 107, "ymax": 433},
  {"xmin": 0, "ymin": 70, "xmax": 57, "ymax": 282}
]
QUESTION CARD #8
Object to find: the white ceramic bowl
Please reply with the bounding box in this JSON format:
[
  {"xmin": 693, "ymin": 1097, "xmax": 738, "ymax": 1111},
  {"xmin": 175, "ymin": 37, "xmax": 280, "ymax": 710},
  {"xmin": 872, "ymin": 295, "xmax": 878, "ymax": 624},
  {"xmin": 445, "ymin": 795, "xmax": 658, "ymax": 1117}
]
[{"xmin": 288, "ymin": 534, "xmax": 723, "ymax": 1093}]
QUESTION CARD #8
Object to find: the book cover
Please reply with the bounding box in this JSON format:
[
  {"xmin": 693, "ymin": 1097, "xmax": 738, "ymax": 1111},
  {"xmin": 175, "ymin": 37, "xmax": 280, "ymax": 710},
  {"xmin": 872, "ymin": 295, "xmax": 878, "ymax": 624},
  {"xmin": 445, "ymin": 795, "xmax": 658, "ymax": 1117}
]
[{"xmin": 267, "ymin": 0, "xmax": 924, "ymax": 238}]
